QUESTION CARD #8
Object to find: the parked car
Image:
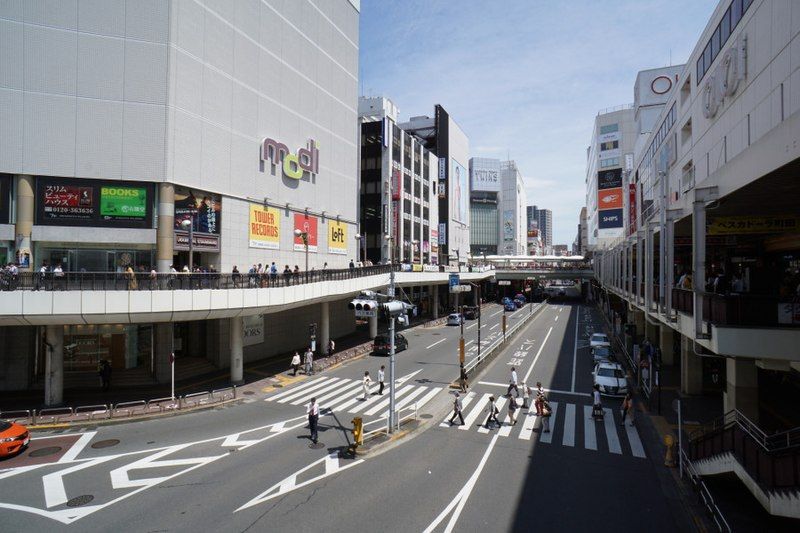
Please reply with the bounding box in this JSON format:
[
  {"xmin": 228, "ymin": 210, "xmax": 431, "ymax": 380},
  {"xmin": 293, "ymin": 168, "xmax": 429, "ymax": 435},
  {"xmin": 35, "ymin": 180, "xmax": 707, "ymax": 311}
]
[
  {"xmin": 589, "ymin": 333, "xmax": 611, "ymax": 349},
  {"xmin": 0, "ymin": 420, "xmax": 29, "ymax": 458},
  {"xmin": 591, "ymin": 345, "xmax": 613, "ymax": 362},
  {"xmin": 593, "ymin": 361, "xmax": 628, "ymax": 396},
  {"xmin": 504, "ymin": 301, "xmax": 517, "ymax": 312},
  {"xmin": 514, "ymin": 293, "xmax": 526, "ymax": 303},
  {"xmin": 372, "ymin": 333, "xmax": 408, "ymax": 355},
  {"xmin": 447, "ymin": 313, "xmax": 464, "ymax": 326},
  {"xmin": 463, "ymin": 306, "xmax": 480, "ymax": 320},
  {"xmin": 501, "ymin": 296, "xmax": 513, "ymax": 305}
]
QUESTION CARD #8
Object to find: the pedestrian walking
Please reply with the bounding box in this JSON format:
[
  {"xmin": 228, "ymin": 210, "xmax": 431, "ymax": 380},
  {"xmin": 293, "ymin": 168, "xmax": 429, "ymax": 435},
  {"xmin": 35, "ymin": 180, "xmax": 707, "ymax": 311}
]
[
  {"xmin": 362, "ymin": 371, "xmax": 372, "ymax": 400},
  {"xmin": 506, "ymin": 367, "xmax": 519, "ymax": 398},
  {"xmin": 307, "ymin": 397, "xmax": 320, "ymax": 444},
  {"xmin": 508, "ymin": 396, "xmax": 519, "ymax": 425},
  {"xmin": 304, "ymin": 347, "xmax": 314, "ymax": 375},
  {"xmin": 592, "ymin": 384, "xmax": 603, "ymax": 419},
  {"xmin": 328, "ymin": 338, "xmax": 335, "ymax": 357},
  {"xmin": 541, "ymin": 396, "xmax": 552, "ymax": 433},
  {"xmin": 98, "ymin": 360, "xmax": 112, "ymax": 391},
  {"xmin": 378, "ymin": 365, "xmax": 385, "ymax": 395},
  {"xmin": 521, "ymin": 382, "xmax": 531, "ymax": 409},
  {"xmin": 459, "ymin": 362, "xmax": 468, "ymax": 392},
  {"xmin": 620, "ymin": 392, "xmax": 634, "ymax": 426},
  {"xmin": 290, "ymin": 351, "xmax": 301, "ymax": 376},
  {"xmin": 449, "ymin": 392, "xmax": 465, "ymax": 425},
  {"xmin": 484, "ymin": 395, "xmax": 500, "ymax": 429}
]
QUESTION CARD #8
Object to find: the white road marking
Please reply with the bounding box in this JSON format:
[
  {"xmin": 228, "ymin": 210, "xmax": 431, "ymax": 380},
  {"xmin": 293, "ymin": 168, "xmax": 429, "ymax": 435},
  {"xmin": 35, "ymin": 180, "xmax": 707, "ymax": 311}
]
[
  {"xmin": 555, "ymin": 315, "xmax": 559, "ymax": 321},
  {"xmin": 478, "ymin": 397, "xmax": 506, "ymax": 434},
  {"xmin": 563, "ymin": 404, "xmax": 576, "ymax": 447},
  {"xmin": 475, "ymin": 382, "xmax": 590, "ymax": 397},
  {"xmin": 584, "ymin": 405, "xmax": 598, "ymax": 450},
  {"xmin": 57, "ymin": 431, "xmax": 97, "ymax": 463},
  {"xmin": 625, "ymin": 422, "xmax": 647, "ymax": 458},
  {"xmin": 466, "ymin": 323, "xmax": 477, "ymax": 330},
  {"xmin": 361, "ymin": 385, "xmax": 415, "ymax": 416},
  {"xmin": 440, "ymin": 392, "xmax": 476, "ymax": 427},
  {"xmin": 267, "ymin": 377, "xmax": 328, "ymax": 401},
  {"xmin": 464, "ymin": 339, "xmax": 474, "ymax": 347},
  {"xmin": 314, "ymin": 380, "xmax": 363, "ymax": 405},
  {"xmin": 518, "ymin": 411, "xmax": 538, "ymax": 441},
  {"xmin": 414, "ymin": 387, "xmax": 442, "ymax": 411},
  {"xmin": 426, "ymin": 338, "xmax": 446, "ymax": 349},
  {"xmin": 480, "ymin": 324, "xmax": 487, "ymax": 328},
  {"xmin": 602, "ymin": 408, "xmax": 622, "ymax": 454},
  {"xmin": 540, "ymin": 402, "xmax": 558, "ymax": 443},
  {"xmin": 395, "ymin": 369, "xmax": 423, "ymax": 385},
  {"xmin": 571, "ymin": 305, "xmax": 580, "ymax": 392},
  {"xmin": 490, "ymin": 309, "xmax": 503, "ymax": 318},
  {"xmin": 460, "ymin": 394, "xmax": 491, "ymax": 430},
  {"xmin": 276, "ymin": 378, "xmax": 341, "ymax": 403},
  {"xmin": 284, "ymin": 378, "xmax": 346, "ymax": 404},
  {"xmin": 489, "ymin": 324, "xmax": 499, "ymax": 330},
  {"xmin": 422, "ymin": 434, "xmax": 501, "ymax": 533},
  {"xmin": 522, "ymin": 327, "xmax": 553, "ymax": 384}
]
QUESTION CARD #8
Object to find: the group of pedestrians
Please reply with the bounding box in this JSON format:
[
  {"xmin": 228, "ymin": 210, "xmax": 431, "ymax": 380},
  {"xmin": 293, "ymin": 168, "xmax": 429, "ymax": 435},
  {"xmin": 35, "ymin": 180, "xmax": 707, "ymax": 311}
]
[{"xmin": 360, "ymin": 365, "xmax": 386, "ymax": 399}]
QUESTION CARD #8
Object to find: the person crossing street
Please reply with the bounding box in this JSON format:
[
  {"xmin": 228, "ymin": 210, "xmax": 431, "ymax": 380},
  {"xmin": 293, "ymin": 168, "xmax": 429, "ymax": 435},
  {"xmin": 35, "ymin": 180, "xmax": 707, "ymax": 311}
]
[
  {"xmin": 378, "ymin": 365, "xmax": 385, "ymax": 395},
  {"xmin": 304, "ymin": 347, "xmax": 314, "ymax": 375},
  {"xmin": 307, "ymin": 397, "xmax": 319, "ymax": 444},
  {"xmin": 449, "ymin": 392, "xmax": 465, "ymax": 425},
  {"xmin": 362, "ymin": 371, "xmax": 372, "ymax": 400},
  {"xmin": 506, "ymin": 367, "xmax": 519, "ymax": 398},
  {"xmin": 484, "ymin": 395, "xmax": 500, "ymax": 429}
]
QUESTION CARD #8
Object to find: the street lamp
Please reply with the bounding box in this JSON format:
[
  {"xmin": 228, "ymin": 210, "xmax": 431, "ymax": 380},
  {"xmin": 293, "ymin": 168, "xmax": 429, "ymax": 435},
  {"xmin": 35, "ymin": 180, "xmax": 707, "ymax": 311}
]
[
  {"xmin": 385, "ymin": 233, "xmax": 398, "ymax": 430},
  {"xmin": 294, "ymin": 228, "xmax": 309, "ymax": 282},
  {"xmin": 355, "ymin": 233, "xmax": 367, "ymax": 264},
  {"xmin": 180, "ymin": 217, "xmax": 194, "ymax": 272}
]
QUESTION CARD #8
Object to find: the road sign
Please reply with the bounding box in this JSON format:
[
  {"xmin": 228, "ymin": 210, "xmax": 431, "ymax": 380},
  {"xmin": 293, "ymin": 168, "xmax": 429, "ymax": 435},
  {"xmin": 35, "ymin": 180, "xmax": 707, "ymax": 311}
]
[
  {"xmin": 448, "ymin": 273, "xmax": 460, "ymax": 293},
  {"xmin": 498, "ymin": 280, "xmax": 511, "ymax": 286}
]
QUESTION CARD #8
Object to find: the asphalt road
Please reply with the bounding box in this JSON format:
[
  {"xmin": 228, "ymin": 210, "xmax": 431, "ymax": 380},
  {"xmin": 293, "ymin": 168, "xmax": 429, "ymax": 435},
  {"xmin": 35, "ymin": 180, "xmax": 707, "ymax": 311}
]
[{"xmin": 0, "ymin": 302, "xmax": 687, "ymax": 532}]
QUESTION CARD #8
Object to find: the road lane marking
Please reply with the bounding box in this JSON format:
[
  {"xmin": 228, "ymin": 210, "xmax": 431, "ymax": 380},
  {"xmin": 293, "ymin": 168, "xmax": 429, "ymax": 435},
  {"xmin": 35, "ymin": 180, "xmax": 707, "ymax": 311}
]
[
  {"xmin": 464, "ymin": 339, "xmax": 474, "ymax": 347},
  {"xmin": 490, "ymin": 309, "xmax": 503, "ymax": 318},
  {"xmin": 603, "ymin": 408, "xmax": 622, "ymax": 454},
  {"xmin": 440, "ymin": 392, "xmax": 476, "ymax": 427},
  {"xmin": 522, "ymin": 327, "xmax": 553, "ymax": 384},
  {"xmin": 267, "ymin": 377, "xmax": 328, "ymax": 401},
  {"xmin": 414, "ymin": 387, "xmax": 442, "ymax": 410},
  {"xmin": 314, "ymin": 381, "xmax": 363, "ymax": 405},
  {"xmin": 571, "ymin": 305, "xmax": 579, "ymax": 392},
  {"xmin": 460, "ymin": 394, "xmax": 491, "ymax": 430},
  {"xmin": 57, "ymin": 431, "xmax": 97, "ymax": 463},
  {"xmin": 353, "ymin": 385, "xmax": 413, "ymax": 415},
  {"xmin": 583, "ymin": 405, "xmax": 598, "ymax": 450},
  {"xmin": 480, "ymin": 324, "xmax": 487, "ymax": 328},
  {"xmin": 475, "ymin": 382, "xmax": 590, "ymax": 397},
  {"xmin": 466, "ymin": 323, "xmax": 477, "ymax": 330},
  {"xmin": 489, "ymin": 324, "xmax": 499, "ymax": 330},
  {"xmin": 625, "ymin": 422, "xmax": 647, "ymax": 458},
  {"xmin": 554, "ymin": 315, "xmax": 559, "ymax": 321},
  {"xmin": 563, "ymin": 404, "xmax": 576, "ymax": 446},
  {"xmin": 518, "ymin": 411, "xmax": 538, "ymax": 441},
  {"xmin": 540, "ymin": 402, "xmax": 558, "ymax": 443},
  {"xmin": 284, "ymin": 378, "xmax": 346, "ymax": 404},
  {"xmin": 422, "ymin": 434, "xmax": 500, "ymax": 533},
  {"xmin": 277, "ymin": 377, "xmax": 343, "ymax": 404},
  {"xmin": 426, "ymin": 339, "xmax": 446, "ymax": 349}
]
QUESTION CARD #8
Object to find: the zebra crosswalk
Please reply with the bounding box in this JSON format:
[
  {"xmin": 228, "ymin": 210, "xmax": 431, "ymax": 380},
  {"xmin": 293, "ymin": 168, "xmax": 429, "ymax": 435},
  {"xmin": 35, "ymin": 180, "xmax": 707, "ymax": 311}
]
[
  {"xmin": 439, "ymin": 392, "xmax": 647, "ymax": 459},
  {"xmin": 265, "ymin": 376, "xmax": 442, "ymax": 419}
]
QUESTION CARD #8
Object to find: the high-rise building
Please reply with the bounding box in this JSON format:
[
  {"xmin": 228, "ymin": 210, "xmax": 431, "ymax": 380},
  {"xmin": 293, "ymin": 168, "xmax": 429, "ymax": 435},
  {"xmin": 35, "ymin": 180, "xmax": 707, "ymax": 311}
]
[
  {"xmin": 526, "ymin": 205, "xmax": 552, "ymax": 254},
  {"xmin": 469, "ymin": 157, "xmax": 501, "ymax": 256},
  {"xmin": 499, "ymin": 161, "xmax": 527, "ymax": 255},
  {"xmin": 553, "ymin": 244, "xmax": 569, "ymax": 256},
  {"xmin": 358, "ymin": 97, "xmax": 438, "ymax": 264}
]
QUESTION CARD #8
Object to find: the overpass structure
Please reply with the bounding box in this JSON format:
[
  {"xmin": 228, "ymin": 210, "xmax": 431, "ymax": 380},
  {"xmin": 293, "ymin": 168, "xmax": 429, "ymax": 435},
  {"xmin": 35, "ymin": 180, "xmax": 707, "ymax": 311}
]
[{"xmin": 484, "ymin": 255, "xmax": 595, "ymax": 281}]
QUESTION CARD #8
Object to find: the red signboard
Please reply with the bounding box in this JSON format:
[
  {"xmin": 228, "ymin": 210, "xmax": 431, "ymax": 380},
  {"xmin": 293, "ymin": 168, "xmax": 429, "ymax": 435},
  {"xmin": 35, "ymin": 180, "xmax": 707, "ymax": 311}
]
[
  {"xmin": 293, "ymin": 214, "xmax": 318, "ymax": 252},
  {"xmin": 391, "ymin": 169, "xmax": 401, "ymax": 200},
  {"xmin": 628, "ymin": 183, "xmax": 637, "ymax": 234},
  {"xmin": 598, "ymin": 187, "xmax": 623, "ymax": 209},
  {"xmin": 43, "ymin": 185, "xmax": 94, "ymax": 219}
]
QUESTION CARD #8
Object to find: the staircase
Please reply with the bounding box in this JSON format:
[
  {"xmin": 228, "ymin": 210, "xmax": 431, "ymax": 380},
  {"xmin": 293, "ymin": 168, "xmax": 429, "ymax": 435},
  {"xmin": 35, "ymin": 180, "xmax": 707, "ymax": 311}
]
[{"xmin": 689, "ymin": 410, "xmax": 800, "ymax": 519}]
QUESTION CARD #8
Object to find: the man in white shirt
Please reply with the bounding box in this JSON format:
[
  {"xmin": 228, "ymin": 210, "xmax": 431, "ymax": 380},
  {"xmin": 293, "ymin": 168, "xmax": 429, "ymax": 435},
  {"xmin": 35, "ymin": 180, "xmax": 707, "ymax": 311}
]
[
  {"xmin": 377, "ymin": 365, "xmax": 385, "ymax": 395},
  {"xmin": 307, "ymin": 397, "xmax": 320, "ymax": 444},
  {"xmin": 592, "ymin": 384, "xmax": 603, "ymax": 419},
  {"xmin": 304, "ymin": 348, "xmax": 314, "ymax": 375},
  {"xmin": 362, "ymin": 371, "xmax": 372, "ymax": 400},
  {"xmin": 506, "ymin": 367, "xmax": 519, "ymax": 398}
]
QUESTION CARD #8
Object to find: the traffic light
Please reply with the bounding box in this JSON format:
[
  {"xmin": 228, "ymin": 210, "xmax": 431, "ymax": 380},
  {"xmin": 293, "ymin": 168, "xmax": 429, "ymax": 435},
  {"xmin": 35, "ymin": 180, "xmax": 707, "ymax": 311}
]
[{"xmin": 348, "ymin": 298, "xmax": 378, "ymax": 312}]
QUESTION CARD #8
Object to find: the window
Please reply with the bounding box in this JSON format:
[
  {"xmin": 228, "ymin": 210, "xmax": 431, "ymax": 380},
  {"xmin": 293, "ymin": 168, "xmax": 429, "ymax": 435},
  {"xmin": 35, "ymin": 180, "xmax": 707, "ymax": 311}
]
[
  {"xmin": 720, "ymin": 9, "xmax": 731, "ymax": 43},
  {"xmin": 730, "ymin": 0, "xmax": 742, "ymax": 28},
  {"xmin": 599, "ymin": 123, "xmax": 619, "ymax": 134},
  {"xmin": 696, "ymin": 0, "xmax": 752, "ymax": 85},
  {"xmin": 711, "ymin": 25, "xmax": 721, "ymax": 61},
  {"xmin": 600, "ymin": 140, "xmax": 619, "ymax": 151},
  {"xmin": 600, "ymin": 157, "xmax": 619, "ymax": 169}
]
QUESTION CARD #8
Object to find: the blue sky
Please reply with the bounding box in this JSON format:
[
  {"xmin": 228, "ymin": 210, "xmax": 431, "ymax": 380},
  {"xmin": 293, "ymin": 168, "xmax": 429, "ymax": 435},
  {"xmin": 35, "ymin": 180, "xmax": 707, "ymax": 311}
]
[{"xmin": 358, "ymin": 0, "xmax": 716, "ymax": 246}]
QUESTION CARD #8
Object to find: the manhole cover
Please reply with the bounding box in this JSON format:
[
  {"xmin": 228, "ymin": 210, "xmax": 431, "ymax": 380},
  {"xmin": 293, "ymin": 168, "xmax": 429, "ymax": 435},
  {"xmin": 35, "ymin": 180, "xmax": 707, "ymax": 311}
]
[
  {"xmin": 28, "ymin": 446, "xmax": 62, "ymax": 457},
  {"xmin": 243, "ymin": 391, "xmax": 255, "ymax": 396},
  {"xmin": 309, "ymin": 442, "xmax": 325, "ymax": 449},
  {"xmin": 420, "ymin": 414, "xmax": 433, "ymax": 419},
  {"xmin": 91, "ymin": 439, "xmax": 120, "ymax": 449},
  {"xmin": 66, "ymin": 495, "xmax": 94, "ymax": 507}
]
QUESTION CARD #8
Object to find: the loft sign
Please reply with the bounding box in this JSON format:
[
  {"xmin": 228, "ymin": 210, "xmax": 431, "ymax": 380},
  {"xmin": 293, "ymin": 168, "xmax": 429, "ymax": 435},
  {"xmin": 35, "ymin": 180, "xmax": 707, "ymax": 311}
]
[{"xmin": 260, "ymin": 138, "xmax": 319, "ymax": 179}]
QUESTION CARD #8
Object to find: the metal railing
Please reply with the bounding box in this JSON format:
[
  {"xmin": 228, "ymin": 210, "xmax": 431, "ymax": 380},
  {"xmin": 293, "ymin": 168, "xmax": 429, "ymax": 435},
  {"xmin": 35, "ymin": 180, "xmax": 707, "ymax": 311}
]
[
  {"xmin": 361, "ymin": 403, "xmax": 419, "ymax": 441},
  {"xmin": 463, "ymin": 303, "xmax": 543, "ymax": 375},
  {"xmin": 672, "ymin": 288, "xmax": 800, "ymax": 328},
  {"xmin": 0, "ymin": 386, "xmax": 237, "ymax": 426},
  {"xmin": 680, "ymin": 447, "xmax": 732, "ymax": 532}
]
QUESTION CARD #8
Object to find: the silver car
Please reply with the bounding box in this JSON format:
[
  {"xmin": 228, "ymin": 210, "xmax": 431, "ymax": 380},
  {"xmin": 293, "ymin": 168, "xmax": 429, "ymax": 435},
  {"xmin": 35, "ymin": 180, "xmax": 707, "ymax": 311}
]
[{"xmin": 592, "ymin": 362, "xmax": 628, "ymax": 396}]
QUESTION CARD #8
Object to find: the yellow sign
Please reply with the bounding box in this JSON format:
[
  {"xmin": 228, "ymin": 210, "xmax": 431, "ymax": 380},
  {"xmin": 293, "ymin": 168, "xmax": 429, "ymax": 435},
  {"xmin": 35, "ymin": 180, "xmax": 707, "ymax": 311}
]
[
  {"xmin": 328, "ymin": 220, "xmax": 347, "ymax": 255},
  {"xmin": 249, "ymin": 205, "xmax": 280, "ymax": 249},
  {"xmin": 707, "ymin": 215, "xmax": 800, "ymax": 235}
]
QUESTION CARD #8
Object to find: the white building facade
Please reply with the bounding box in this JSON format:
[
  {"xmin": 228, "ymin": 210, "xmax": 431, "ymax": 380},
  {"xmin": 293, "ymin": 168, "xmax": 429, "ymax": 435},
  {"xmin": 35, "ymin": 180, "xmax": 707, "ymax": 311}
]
[{"xmin": 499, "ymin": 160, "xmax": 527, "ymax": 255}]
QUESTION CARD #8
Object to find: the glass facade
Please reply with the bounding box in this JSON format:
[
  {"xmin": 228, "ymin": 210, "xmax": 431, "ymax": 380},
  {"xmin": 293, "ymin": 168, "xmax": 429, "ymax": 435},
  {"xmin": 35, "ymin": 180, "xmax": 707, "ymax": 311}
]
[
  {"xmin": 35, "ymin": 244, "xmax": 155, "ymax": 272},
  {"xmin": 470, "ymin": 202, "xmax": 498, "ymax": 248},
  {"xmin": 58, "ymin": 324, "xmax": 153, "ymax": 372}
]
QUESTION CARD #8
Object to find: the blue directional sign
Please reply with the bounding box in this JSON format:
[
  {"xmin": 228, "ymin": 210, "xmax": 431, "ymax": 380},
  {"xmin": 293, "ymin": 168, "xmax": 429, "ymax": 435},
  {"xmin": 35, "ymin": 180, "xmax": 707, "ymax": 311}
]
[{"xmin": 449, "ymin": 273, "xmax": 460, "ymax": 293}]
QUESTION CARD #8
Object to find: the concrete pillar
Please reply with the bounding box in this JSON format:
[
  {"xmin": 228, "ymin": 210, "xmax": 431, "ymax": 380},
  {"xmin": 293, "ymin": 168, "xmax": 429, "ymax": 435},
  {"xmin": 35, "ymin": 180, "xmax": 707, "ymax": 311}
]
[
  {"xmin": 318, "ymin": 301, "xmax": 330, "ymax": 356},
  {"xmin": 632, "ymin": 310, "xmax": 645, "ymax": 341},
  {"xmin": 680, "ymin": 335, "xmax": 703, "ymax": 395},
  {"xmin": 157, "ymin": 182, "xmax": 175, "ymax": 273},
  {"xmin": 645, "ymin": 225, "xmax": 653, "ymax": 311},
  {"xmin": 44, "ymin": 325, "xmax": 64, "ymax": 406},
  {"xmin": 432, "ymin": 285, "xmax": 439, "ymax": 319},
  {"xmin": 692, "ymin": 198, "xmax": 706, "ymax": 338},
  {"xmin": 724, "ymin": 358, "xmax": 758, "ymax": 421},
  {"xmin": 154, "ymin": 323, "xmax": 173, "ymax": 383},
  {"xmin": 229, "ymin": 317, "xmax": 243, "ymax": 385},
  {"xmin": 368, "ymin": 314, "xmax": 378, "ymax": 339},
  {"xmin": 659, "ymin": 325, "xmax": 675, "ymax": 365},
  {"xmin": 14, "ymin": 175, "xmax": 35, "ymax": 271}
]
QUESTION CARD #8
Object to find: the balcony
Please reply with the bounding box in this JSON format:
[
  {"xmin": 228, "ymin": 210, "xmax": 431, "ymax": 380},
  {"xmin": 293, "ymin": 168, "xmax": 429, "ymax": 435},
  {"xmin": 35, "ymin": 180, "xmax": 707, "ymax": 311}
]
[{"xmin": 671, "ymin": 288, "xmax": 800, "ymax": 328}]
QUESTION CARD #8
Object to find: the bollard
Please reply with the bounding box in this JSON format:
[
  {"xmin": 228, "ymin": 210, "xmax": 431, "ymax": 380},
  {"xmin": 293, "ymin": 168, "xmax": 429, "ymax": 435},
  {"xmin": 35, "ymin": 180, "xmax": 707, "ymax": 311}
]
[
  {"xmin": 352, "ymin": 417, "xmax": 363, "ymax": 446},
  {"xmin": 664, "ymin": 434, "xmax": 676, "ymax": 467}
]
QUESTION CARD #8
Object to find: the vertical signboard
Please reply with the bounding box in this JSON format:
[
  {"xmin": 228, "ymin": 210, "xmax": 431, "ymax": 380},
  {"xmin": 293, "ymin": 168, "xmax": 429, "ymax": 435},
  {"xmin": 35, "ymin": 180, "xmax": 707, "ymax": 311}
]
[
  {"xmin": 451, "ymin": 159, "xmax": 468, "ymax": 224},
  {"xmin": 249, "ymin": 204, "xmax": 281, "ymax": 249},
  {"xmin": 328, "ymin": 220, "xmax": 347, "ymax": 255},
  {"xmin": 597, "ymin": 168, "xmax": 623, "ymax": 230},
  {"xmin": 174, "ymin": 186, "xmax": 222, "ymax": 252},
  {"xmin": 438, "ymin": 223, "xmax": 447, "ymax": 245},
  {"xmin": 293, "ymin": 214, "xmax": 318, "ymax": 252},
  {"xmin": 391, "ymin": 169, "xmax": 401, "ymax": 200},
  {"xmin": 503, "ymin": 210, "xmax": 514, "ymax": 241},
  {"xmin": 628, "ymin": 183, "xmax": 637, "ymax": 235}
]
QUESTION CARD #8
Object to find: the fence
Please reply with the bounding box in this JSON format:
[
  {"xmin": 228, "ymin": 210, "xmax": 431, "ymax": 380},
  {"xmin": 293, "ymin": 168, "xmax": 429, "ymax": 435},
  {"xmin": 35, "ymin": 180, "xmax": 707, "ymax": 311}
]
[
  {"xmin": 680, "ymin": 447, "xmax": 732, "ymax": 532},
  {"xmin": 361, "ymin": 403, "xmax": 419, "ymax": 442},
  {"xmin": 0, "ymin": 386, "xmax": 237, "ymax": 426}
]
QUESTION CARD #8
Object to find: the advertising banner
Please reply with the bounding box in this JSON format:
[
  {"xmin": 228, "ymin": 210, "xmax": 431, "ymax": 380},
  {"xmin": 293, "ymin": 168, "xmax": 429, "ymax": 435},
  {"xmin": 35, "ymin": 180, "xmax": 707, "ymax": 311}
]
[
  {"xmin": 293, "ymin": 213, "xmax": 318, "ymax": 252},
  {"xmin": 438, "ymin": 223, "xmax": 447, "ymax": 245},
  {"xmin": 471, "ymin": 168, "xmax": 500, "ymax": 193},
  {"xmin": 707, "ymin": 215, "xmax": 800, "ymax": 235},
  {"xmin": 437, "ymin": 180, "xmax": 446, "ymax": 199},
  {"xmin": 598, "ymin": 168, "xmax": 622, "ymax": 190},
  {"xmin": 35, "ymin": 177, "xmax": 154, "ymax": 228},
  {"xmin": 328, "ymin": 220, "xmax": 347, "ymax": 255},
  {"xmin": 249, "ymin": 204, "xmax": 280, "ymax": 249},
  {"xmin": 391, "ymin": 169, "xmax": 401, "ymax": 200},
  {"xmin": 598, "ymin": 131, "xmax": 620, "ymax": 144},
  {"xmin": 628, "ymin": 183, "xmax": 637, "ymax": 234},
  {"xmin": 430, "ymin": 229, "xmax": 439, "ymax": 252},
  {"xmin": 100, "ymin": 185, "xmax": 147, "ymax": 221},
  {"xmin": 243, "ymin": 315, "xmax": 264, "ymax": 346},
  {"xmin": 438, "ymin": 157, "xmax": 446, "ymax": 180},
  {"xmin": 598, "ymin": 208, "xmax": 624, "ymax": 229},
  {"xmin": 174, "ymin": 186, "xmax": 221, "ymax": 235},
  {"xmin": 0, "ymin": 174, "xmax": 12, "ymax": 224},
  {"xmin": 451, "ymin": 158, "xmax": 468, "ymax": 224},
  {"xmin": 503, "ymin": 210, "xmax": 514, "ymax": 241},
  {"xmin": 598, "ymin": 187, "xmax": 623, "ymax": 210}
]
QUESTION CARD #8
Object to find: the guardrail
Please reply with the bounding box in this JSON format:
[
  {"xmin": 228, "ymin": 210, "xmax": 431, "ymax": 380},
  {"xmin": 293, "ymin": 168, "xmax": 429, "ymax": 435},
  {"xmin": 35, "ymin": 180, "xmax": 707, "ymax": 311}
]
[
  {"xmin": 463, "ymin": 303, "xmax": 543, "ymax": 375},
  {"xmin": 0, "ymin": 387, "xmax": 237, "ymax": 426},
  {"xmin": 361, "ymin": 403, "xmax": 420, "ymax": 442},
  {"xmin": 680, "ymin": 448, "xmax": 732, "ymax": 532}
]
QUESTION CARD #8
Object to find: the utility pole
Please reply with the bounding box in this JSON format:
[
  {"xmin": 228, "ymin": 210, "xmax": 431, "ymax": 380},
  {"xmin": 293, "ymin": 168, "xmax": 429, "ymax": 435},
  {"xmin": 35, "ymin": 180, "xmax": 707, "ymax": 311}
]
[{"xmin": 387, "ymin": 235, "xmax": 397, "ymax": 431}]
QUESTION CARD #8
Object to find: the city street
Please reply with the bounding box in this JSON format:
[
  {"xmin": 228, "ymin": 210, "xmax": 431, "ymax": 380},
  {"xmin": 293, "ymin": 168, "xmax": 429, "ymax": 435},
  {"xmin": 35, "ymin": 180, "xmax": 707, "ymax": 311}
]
[{"xmin": 0, "ymin": 302, "xmax": 686, "ymax": 532}]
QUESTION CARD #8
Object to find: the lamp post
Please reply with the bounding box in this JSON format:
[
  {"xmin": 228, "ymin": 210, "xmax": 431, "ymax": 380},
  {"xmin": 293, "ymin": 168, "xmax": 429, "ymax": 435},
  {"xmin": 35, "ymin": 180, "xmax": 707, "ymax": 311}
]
[
  {"xmin": 180, "ymin": 215, "xmax": 195, "ymax": 272},
  {"xmin": 385, "ymin": 233, "xmax": 397, "ymax": 431},
  {"xmin": 294, "ymin": 229, "xmax": 309, "ymax": 282},
  {"xmin": 355, "ymin": 233, "xmax": 367, "ymax": 264}
]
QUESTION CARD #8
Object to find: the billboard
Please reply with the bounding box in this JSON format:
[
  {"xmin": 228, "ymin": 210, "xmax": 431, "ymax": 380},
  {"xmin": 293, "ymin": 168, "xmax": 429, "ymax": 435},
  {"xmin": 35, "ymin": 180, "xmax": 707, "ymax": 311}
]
[
  {"xmin": 503, "ymin": 210, "xmax": 514, "ymax": 241},
  {"xmin": 599, "ymin": 208, "xmax": 624, "ymax": 229},
  {"xmin": 451, "ymin": 158, "xmax": 468, "ymax": 224},
  {"xmin": 598, "ymin": 188, "xmax": 623, "ymax": 210},
  {"xmin": 430, "ymin": 229, "xmax": 439, "ymax": 253},
  {"xmin": 249, "ymin": 205, "xmax": 281, "ymax": 249},
  {"xmin": 471, "ymin": 168, "xmax": 500, "ymax": 193},
  {"xmin": 293, "ymin": 213, "xmax": 318, "ymax": 252},
  {"xmin": 328, "ymin": 220, "xmax": 347, "ymax": 254},
  {"xmin": 243, "ymin": 315, "xmax": 264, "ymax": 346},
  {"xmin": 707, "ymin": 215, "xmax": 800, "ymax": 235},
  {"xmin": 174, "ymin": 186, "xmax": 221, "ymax": 235},
  {"xmin": 598, "ymin": 168, "xmax": 622, "ymax": 190},
  {"xmin": 35, "ymin": 177, "xmax": 154, "ymax": 228},
  {"xmin": 628, "ymin": 183, "xmax": 637, "ymax": 235}
]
